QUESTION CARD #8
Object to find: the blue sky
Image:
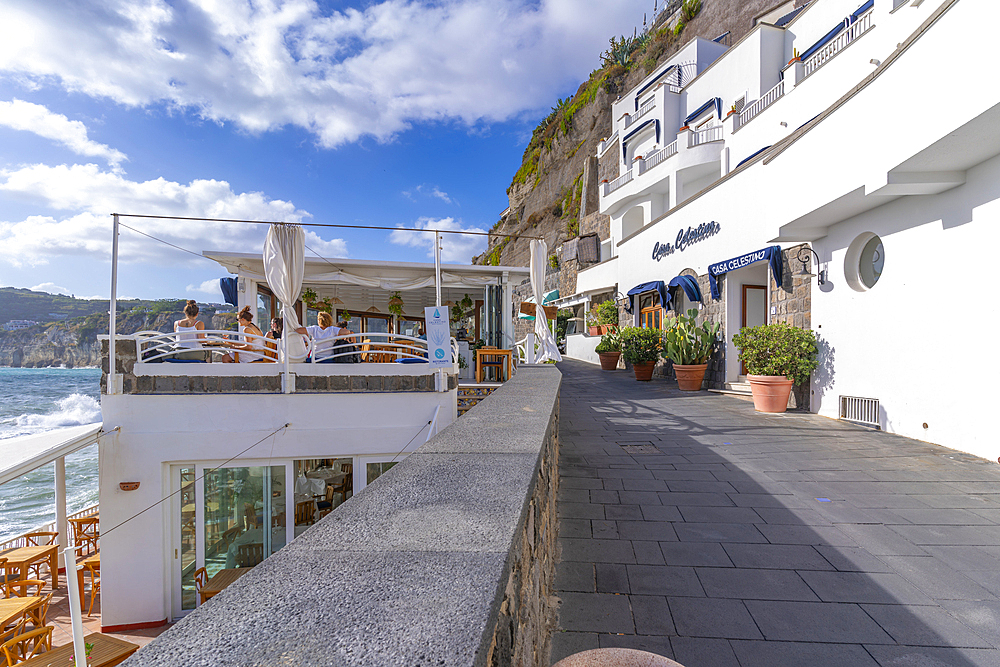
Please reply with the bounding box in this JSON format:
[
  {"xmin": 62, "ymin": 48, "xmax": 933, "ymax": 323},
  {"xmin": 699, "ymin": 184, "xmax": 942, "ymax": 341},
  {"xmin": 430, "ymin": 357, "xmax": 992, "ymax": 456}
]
[{"xmin": 0, "ymin": 0, "xmax": 650, "ymax": 301}]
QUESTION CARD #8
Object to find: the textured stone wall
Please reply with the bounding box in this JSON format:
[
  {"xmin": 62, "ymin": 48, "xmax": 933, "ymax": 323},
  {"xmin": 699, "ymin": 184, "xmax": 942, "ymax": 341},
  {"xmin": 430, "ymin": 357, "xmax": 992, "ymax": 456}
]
[
  {"xmin": 597, "ymin": 139, "xmax": 620, "ymax": 184},
  {"xmin": 580, "ymin": 212, "xmax": 610, "ymax": 242},
  {"xmin": 484, "ymin": 393, "xmax": 559, "ymax": 667},
  {"xmin": 769, "ymin": 244, "xmax": 813, "ymax": 409}
]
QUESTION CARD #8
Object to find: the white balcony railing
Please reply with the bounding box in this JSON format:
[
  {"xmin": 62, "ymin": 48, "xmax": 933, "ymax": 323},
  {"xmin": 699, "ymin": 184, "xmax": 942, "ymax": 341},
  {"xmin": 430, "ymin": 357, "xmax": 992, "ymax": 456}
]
[
  {"xmin": 624, "ymin": 98, "xmax": 657, "ymax": 130},
  {"xmin": 643, "ymin": 141, "xmax": 677, "ymax": 171},
  {"xmin": 689, "ymin": 125, "xmax": 723, "ymax": 148},
  {"xmin": 605, "ymin": 169, "xmax": 634, "ymax": 195},
  {"xmin": 597, "ymin": 131, "xmax": 619, "ymax": 156},
  {"xmin": 0, "ymin": 503, "xmax": 99, "ymax": 554},
  {"xmin": 738, "ymin": 79, "xmax": 785, "ymax": 129},
  {"xmin": 804, "ymin": 10, "xmax": 874, "ymax": 78},
  {"xmin": 133, "ymin": 330, "xmax": 457, "ymax": 368}
]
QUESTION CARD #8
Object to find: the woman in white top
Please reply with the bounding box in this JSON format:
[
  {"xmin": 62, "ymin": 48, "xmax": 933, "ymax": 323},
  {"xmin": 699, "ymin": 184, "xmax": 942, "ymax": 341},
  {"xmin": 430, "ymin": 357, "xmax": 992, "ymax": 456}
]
[
  {"xmin": 305, "ymin": 311, "xmax": 341, "ymax": 362},
  {"xmin": 171, "ymin": 300, "xmax": 207, "ymax": 361},
  {"xmin": 221, "ymin": 306, "xmax": 269, "ymax": 363}
]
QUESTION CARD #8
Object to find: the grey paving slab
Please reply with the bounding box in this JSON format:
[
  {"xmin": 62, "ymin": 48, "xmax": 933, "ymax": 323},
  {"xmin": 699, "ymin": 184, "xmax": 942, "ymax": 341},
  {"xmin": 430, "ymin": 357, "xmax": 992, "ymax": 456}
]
[
  {"xmin": 669, "ymin": 597, "xmax": 763, "ymax": 639},
  {"xmin": 630, "ymin": 595, "xmax": 675, "ymax": 636},
  {"xmin": 745, "ymin": 600, "xmax": 895, "ymax": 643},
  {"xmin": 722, "ymin": 543, "xmax": 834, "ymax": 570},
  {"xmin": 557, "ymin": 592, "xmax": 636, "ymax": 634},
  {"xmin": 553, "ymin": 359, "xmax": 1000, "ymax": 666},
  {"xmin": 625, "ymin": 565, "xmax": 705, "ymax": 597},
  {"xmin": 549, "ymin": 632, "xmax": 599, "ymax": 664},
  {"xmin": 730, "ymin": 640, "xmax": 880, "ymax": 667},
  {"xmin": 696, "ymin": 568, "xmax": 819, "ymax": 601},
  {"xmin": 861, "ymin": 603, "xmax": 993, "ymax": 648},
  {"xmin": 669, "ymin": 637, "xmax": 741, "ymax": 667}
]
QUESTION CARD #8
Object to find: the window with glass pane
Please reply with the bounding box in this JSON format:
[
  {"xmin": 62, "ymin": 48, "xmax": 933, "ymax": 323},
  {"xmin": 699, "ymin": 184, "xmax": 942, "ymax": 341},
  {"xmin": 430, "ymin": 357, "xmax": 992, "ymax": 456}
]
[
  {"xmin": 305, "ymin": 308, "xmax": 318, "ymax": 326},
  {"xmin": 366, "ymin": 461, "xmax": 398, "ymax": 485},
  {"xmin": 179, "ymin": 467, "xmax": 197, "ymax": 610},
  {"xmin": 640, "ymin": 292, "xmax": 662, "ymax": 329},
  {"xmin": 398, "ymin": 318, "xmax": 424, "ymax": 337},
  {"xmin": 256, "ymin": 293, "xmax": 271, "ymax": 329},
  {"xmin": 366, "ymin": 316, "xmax": 390, "ymax": 335}
]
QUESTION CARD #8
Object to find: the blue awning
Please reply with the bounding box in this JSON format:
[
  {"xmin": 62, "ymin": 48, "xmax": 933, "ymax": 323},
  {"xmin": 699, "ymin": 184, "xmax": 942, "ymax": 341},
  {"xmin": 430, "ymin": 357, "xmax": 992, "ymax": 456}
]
[
  {"xmin": 851, "ymin": 0, "xmax": 874, "ymax": 22},
  {"xmin": 220, "ymin": 277, "xmax": 238, "ymax": 307},
  {"xmin": 735, "ymin": 145, "xmax": 772, "ymax": 170},
  {"xmin": 667, "ymin": 275, "xmax": 702, "ymax": 308},
  {"xmin": 707, "ymin": 246, "xmax": 784, "ymax": 299},
  {"xmin": 621, "ymin": 119, "xmax": 661, "ymax": 161},
  {"xmin": 683, "ymin": 97, "xmax": 722, "ymax": 127},
  {"xmin": 625, "ymin": 281, "xmax": 668, "ymax": 314},
  {"xmin": 799, "ymin": 21, "xmax": 847, "ymax": 61}
]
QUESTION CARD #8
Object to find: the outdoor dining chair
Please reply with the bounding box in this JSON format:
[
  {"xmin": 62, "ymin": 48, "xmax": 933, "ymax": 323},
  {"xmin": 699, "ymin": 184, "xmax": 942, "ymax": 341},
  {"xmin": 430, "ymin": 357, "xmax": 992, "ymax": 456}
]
[
  {"xmin": 26, "ymin": 592, "xmax": 53, "ymax": 629},
  {"xmin": 84, "ymin": 560, "xmax": 100, "ymax": 616},
  {"xmin": 236, "ymin": 543, "xmax": 264, "ymax": 568},
  {"xmin": 71, "ymin": 517, "xmax": 100, "ymax": 556},
  {"xmin": 4, "ymin": 580, "xmax": 45, "ymax": 600},
  {"xmin": 0, "ymin": 619, "xmax": 25, "ymax": 651},
  {"xmin": 22, "ymin": 532, "xmax": 58, "ymax": 579},
  {"xmin": 1, "ymin": 625, "xmax": 52, "ymax": 665},
  {"xmin": 194, "ymin": 567, "xmax": 207, "ymax": 603}
]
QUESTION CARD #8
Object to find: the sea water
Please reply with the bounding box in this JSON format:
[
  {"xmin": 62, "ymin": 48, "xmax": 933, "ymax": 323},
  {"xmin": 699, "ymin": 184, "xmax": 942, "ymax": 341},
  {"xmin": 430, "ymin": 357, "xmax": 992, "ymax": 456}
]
[{"xmin": 0, "ymin": 367, "xmax": 102, "ymax": 542}]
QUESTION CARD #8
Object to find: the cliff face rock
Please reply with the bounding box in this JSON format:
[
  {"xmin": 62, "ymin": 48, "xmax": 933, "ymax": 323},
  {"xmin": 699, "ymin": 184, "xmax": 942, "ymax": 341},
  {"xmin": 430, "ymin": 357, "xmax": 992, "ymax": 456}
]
[
  {"xmin": 0, "ymin": 311, "xmax": 236, "ymax": 368},
  {"xmin": 477, "ymin": 0, "xmax": 799, "ymax": 288}
]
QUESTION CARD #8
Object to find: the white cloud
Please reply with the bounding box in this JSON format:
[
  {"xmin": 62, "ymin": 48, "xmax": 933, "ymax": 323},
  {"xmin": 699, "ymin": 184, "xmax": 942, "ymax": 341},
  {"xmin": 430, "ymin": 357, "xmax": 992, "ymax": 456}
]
[
  {"xmin": 0, "ymin": 0, "xmax": 649, "ymax": 146},
  {"xmin": 402, "ymin": 184, "xmax": 453, "ymax": 204},
  {"xmin": 0, "ymin": 99, "xmax": 127, "ymax": 169},
  {"xmin": 0, "ymin": 162, "xmax": 347, "ymax": 266},
  {"xmin": 30, "ymin": 281, "xmax": 71, "ymax": 295},
  {"xmin": 186, "ymin": 278, "xmax": 223, "ymax": 297},
  {"xmin": 389, "ymin": 216, "xmax": 486, "ymax": 263}
]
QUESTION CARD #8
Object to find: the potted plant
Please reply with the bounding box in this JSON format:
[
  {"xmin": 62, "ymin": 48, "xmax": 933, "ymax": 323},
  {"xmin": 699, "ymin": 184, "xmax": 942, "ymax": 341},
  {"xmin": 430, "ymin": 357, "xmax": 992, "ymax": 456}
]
[
  {"xmin": 592, "ymin": 299, "xmax": 619, "ymax": 334},
  {"xmin": 387, "ymin": 291, "xmax": 404, "ymax": 317},
  {"xmin": 585, "ymin": 309, "xmax": 601, "ymax": 336},
  {"xmin": 619, "ymin": 326, "xmax": 661, "ymax": 381},
  {"xmin": 661, "ymin": 308, "xmax": 720, "ymax": 390},
  {"xmin": 732, "ymin": 322, "xmax": 819, "ymax": 413},
  {"xmin": 595, "ymin": 328, "xmax": 621, "ymax": 371}
]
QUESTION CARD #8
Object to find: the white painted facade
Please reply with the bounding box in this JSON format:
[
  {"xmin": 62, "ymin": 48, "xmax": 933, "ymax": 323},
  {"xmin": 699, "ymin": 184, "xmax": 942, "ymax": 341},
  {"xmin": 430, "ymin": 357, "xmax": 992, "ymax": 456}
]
[
  {"xmin": 567, "ymin": 0, "xmax": 1000, "ymax": 460},
  {"xmin": 97, "ymin": 256, "xmax": 528, "ymax": 629}
]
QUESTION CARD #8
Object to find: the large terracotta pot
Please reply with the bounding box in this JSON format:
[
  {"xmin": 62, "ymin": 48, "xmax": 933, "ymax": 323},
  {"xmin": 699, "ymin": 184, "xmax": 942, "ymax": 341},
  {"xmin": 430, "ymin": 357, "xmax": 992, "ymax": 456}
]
[
  {"xmin": 588, "ymin": 326, "xmax": 601, "ymax": 336},
  {"xmin": 598, "ymin": 351, "xmax": 621, "ymax": 371},
  {"xmin": 747, "ymin": 374, "xmax": 794, "ymax": 412},
  {"xmin": 632, "ymin": 361, "xmax": 656, "ymax": 381},
  {"xmin": 673, "ymin": 363, "xmax": 708, "ymax": 391}
]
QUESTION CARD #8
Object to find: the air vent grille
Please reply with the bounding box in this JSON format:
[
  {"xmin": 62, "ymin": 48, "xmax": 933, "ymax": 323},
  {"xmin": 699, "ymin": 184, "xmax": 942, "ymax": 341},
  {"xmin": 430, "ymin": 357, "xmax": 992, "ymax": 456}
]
[{"xmin": 840, "ymin": 395, "xmax": 880, "ymax": 428}]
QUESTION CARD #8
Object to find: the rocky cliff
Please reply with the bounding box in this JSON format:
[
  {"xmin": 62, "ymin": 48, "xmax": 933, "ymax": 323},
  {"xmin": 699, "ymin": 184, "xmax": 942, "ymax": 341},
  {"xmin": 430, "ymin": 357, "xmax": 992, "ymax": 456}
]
[
  {"xmin": 0, "ymin": 311, "xmax": 236, "ymax": 368},
  {"xmin": 475, "ymin": 0, "xmax": 799, "ymax": 287}
]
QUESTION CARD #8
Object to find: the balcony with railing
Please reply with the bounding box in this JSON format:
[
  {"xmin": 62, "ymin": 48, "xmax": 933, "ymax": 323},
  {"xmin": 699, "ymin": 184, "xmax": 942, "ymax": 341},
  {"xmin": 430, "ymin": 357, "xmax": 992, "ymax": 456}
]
[
  {"xmin": 689, "ymin": 125, "xmax": 724, "ymax": 147},
  {"xmin": 623, "ymin": 97, "xmax": 657, "ymax": 131},
  {"xmin": 803, "ymin": 8, "xmax": 874, "ymax": 78},
  {"xmin": 737, "ymin": 79, "xmax": 785, "ymax": 130}
]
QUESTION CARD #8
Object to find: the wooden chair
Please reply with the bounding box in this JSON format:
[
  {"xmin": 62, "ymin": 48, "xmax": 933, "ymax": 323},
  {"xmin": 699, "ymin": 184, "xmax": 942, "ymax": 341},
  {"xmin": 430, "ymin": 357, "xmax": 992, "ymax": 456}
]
[
  {"xmin": 26, "ymin": 592, "xmax": 53, "ymax": 629},
  {"xmin": 0, "ymin": 619, "xmax": 25, "ymax": 652},
  {"xmin": 5, "ymin": 580, "xmax": 45, "ymax": 599},
  {"xmin": 316, "ymin": 486, "xmax": 335, "ymax": 519},
  {"xmin": 193, "ymin": 567, "xmax": 207, "ymax": 601},
  {"xmin": 1, "ymin": 626, "xmax": 52, "ymax": 665},
  {"xmin": 22, "ymin": 532, "xmax": 58, "ymax": 580},
  {"xmin": 295, "ymin": 500, "xmax": 315, "ymax": 526},
  {"xmin": 72, "ymin": 517, "xmax": 100, "ymax": 556},
  {"xmin": 243, "ymin": 503, "xmax": 258, "ymax": 530},
  {"xmin": 236, "ymin": 543, "xmax": 264, "ymax": 568},
  {"xmin": 477, "ymin": 346, "xmax": 507, "ymax": 382},
  {"xmin": 84, "ymin": 561, "xmax": 100, "ymax": 616},
  {"xmin": 220, "ymin": 525, "xmax": 242, "ymax": 550}
]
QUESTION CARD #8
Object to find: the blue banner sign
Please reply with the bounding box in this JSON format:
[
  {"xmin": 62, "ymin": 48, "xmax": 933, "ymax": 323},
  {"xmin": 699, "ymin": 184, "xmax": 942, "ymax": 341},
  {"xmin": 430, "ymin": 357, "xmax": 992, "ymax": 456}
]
[
  {"xmin": 424, "ymin": 306, "xmax": 452, "ymax": 369},
  {"xmin": 707, "ymin": 245, "xmax": 784, "ymax": 299},
  {"xmin": 652, "ymin": 221, "xmax": 721, "ymax": 261}
]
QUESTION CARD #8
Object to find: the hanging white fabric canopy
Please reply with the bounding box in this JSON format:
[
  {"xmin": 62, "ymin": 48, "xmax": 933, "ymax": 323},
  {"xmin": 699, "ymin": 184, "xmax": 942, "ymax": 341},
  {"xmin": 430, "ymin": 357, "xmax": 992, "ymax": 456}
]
[
  {"xmin": 237, "ymin": 267, "xmax": 496, "ymax": 291},
  {"xmin": 263, "ymin": 224, "xmax": 308, "ymax": 363},
  {"xmin": 530, "ymin": 239, "xmax": 562, "ymax": 363}
]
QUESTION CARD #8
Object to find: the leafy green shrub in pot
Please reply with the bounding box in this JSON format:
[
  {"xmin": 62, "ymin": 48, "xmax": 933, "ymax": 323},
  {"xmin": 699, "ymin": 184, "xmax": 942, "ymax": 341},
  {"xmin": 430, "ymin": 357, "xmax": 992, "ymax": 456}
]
[
  {"xmin": 593, "ymin": 299, "xmax": 620, "ymax": 327},
  {"xmin": 732, "ymin": 322, "xmax": 818, "ymax": 385},
  {"xmin": 595, "ymin": 329, "xmax": 621, "ymax": 370},
  {"xmin": 619, "ymin": 326, "xmax": 661, "ymax": 365},
  {"xmin": 661, "ymin": 308, "xmax": 719, "ymax": 365}
]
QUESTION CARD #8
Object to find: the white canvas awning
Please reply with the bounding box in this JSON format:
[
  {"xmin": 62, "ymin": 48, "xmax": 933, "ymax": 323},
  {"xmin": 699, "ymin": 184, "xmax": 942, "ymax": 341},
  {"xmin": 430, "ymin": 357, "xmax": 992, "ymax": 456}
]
[{"xmin": 0, "ymin": 423, "xmax": 102, "ymax": 485}]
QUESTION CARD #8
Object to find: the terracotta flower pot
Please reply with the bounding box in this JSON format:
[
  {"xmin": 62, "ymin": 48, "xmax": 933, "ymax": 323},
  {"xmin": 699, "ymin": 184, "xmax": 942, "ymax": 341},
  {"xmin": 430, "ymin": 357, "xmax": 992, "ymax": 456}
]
[
  {"xmin": 673, "ymin": 363, "xmax": 707, "ymax": 391},
  {"xmin": 588, "ymin": 326, "xmax": 601, "ymax": 336},
  {"xmin": 598, "ymin": 351, "xmax": 621, "ymax": 371},
  {"xmin": 747, "ymin": 374, "xmax": 794, "ymax": 412},
  {"xmin": 632, "ymin": 361, "xmax": 656, "ymax": 381}
]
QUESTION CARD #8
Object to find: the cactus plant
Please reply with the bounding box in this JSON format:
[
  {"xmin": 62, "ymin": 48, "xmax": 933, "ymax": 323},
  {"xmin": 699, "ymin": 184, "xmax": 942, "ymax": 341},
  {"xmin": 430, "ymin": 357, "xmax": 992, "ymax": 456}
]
[{"xmin": 661, "ymin": 308, "xmax": 719, "ymax": 365}]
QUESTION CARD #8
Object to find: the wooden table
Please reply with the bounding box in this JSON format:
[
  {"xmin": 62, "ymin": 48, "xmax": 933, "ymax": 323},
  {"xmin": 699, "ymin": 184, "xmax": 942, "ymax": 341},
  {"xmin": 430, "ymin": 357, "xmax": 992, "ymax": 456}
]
[
  {"xmin": 76, "ymin": 553, "xmax": 100, "ymax": 611},
  {"xmin": 20, "ymin": 632, "xmax": 138, "ymax": 667},
  {"xmin": 0, "ymin": 596, "xmax": 41, "ymax": 629},
  {"xmin": 199, "ymin": 567, "xmax": 252, "ymax": 603},
  {"xmin": 1, "ymin": 545, "xmax": 58, "ymax": 589},
  {"xmin": 475, "ymin": 348, "xmax": 513, "ymax": 383}
]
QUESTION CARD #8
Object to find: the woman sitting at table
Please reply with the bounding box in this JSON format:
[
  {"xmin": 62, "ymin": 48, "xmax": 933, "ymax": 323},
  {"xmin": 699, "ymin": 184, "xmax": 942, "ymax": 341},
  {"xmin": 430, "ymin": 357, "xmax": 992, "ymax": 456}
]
[
  {"xmin": 169, "ymin": 300, "xmax": 208, "ymax": 361},
  {"xmin": 306, "ymin": 312, "xmax": 342, "ymax": 362},
  {"xmin": 221, "ymin": 306, "xmax": 270, "ymax": 363}
]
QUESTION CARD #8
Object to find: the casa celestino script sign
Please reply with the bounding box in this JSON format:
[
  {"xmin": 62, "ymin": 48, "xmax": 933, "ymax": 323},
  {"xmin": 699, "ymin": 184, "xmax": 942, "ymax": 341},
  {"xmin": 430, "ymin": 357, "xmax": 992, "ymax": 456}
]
[{"xmin": 651, "ymin": 221, "xmax": 721, "ymax": 261}]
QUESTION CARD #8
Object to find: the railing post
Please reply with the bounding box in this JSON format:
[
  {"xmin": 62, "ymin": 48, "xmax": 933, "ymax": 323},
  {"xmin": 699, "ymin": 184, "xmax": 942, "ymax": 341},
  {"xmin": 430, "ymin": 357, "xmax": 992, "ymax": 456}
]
[
  {"xmin": 108, "ymin": 213, "xmax": 119, "ymax": 395},
  {"xmin": 526, "ymin": 333, "xmax": 536, "ymax": 364}
]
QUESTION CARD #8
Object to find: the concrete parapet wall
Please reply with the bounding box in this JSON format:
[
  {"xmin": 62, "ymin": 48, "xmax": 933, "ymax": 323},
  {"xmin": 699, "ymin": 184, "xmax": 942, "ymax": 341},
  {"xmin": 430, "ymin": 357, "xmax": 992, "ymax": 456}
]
[{"xmin": 125, "ymin": 365, "xmax": 562, "ymax": 667}]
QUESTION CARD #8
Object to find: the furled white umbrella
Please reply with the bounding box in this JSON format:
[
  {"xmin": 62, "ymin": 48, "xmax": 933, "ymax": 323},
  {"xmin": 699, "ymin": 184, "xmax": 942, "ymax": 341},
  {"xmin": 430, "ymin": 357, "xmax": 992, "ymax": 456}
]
[
  {"xmin": 263, "ymin": 224, "xmax": 308, "ymax": 379},
  {"xmin": 530, "ymin": 239, "xmax": 562, "ymax": 363}
]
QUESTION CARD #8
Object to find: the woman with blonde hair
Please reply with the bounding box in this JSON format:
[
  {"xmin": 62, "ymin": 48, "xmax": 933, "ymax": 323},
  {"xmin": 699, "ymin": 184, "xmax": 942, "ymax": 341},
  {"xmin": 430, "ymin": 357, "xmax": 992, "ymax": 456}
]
[
  {"xmin": 221, "ymin": 306, "xmax": 269, "ymax": 363},
  {"xmin": 305, "ymin": 311, "xmax": 342, "ymax": 362}
]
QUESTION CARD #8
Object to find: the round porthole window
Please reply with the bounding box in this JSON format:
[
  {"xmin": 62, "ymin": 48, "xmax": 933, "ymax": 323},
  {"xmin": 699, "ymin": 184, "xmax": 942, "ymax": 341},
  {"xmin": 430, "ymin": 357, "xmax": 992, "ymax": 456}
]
[{"xmin": 845, "ymin": 232, "xmax": 885, "ymax": 291}]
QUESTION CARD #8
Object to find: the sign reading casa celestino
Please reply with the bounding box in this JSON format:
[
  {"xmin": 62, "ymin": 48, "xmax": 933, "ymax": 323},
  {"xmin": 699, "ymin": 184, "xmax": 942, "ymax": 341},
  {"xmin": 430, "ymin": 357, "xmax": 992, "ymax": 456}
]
[{"xmin": 652, "ymin": 221, "xmax": 721, "ymax": 261}]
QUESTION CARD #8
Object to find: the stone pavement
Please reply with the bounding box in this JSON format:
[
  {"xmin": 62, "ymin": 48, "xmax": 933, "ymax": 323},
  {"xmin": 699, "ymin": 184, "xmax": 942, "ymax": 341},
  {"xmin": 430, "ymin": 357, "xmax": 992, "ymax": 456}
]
[{"xmin": 551, "ymin": 359, "xmax": 1000, "ymax": 667}]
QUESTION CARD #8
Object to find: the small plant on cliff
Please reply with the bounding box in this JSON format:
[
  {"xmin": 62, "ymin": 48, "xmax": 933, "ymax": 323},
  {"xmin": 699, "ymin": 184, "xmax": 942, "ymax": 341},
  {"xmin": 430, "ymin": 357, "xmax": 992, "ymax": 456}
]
[{"xmin": 681, "ymin": 0, "xmax": 702, "ymax": 22}]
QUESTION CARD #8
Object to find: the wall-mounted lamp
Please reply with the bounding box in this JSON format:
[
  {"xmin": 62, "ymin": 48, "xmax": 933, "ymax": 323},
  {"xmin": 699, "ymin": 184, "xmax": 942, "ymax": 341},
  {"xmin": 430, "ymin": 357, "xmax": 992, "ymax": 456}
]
[
  {"xmin": 795, "ymin": 246, "xmax": 826, "ymax": 285},
  {"xmin": 870, "ymin": 58, "xmax": 881, "ymax": 66},
  {"xmin": 613, "ymin": 291, "xmax": 630, "ymax": 310}
]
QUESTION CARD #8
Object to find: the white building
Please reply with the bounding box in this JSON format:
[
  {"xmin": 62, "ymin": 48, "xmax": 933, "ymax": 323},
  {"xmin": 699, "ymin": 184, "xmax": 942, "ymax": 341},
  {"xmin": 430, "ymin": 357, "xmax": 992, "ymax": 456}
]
[
  {"xmin": 3, "ymin": 320, "xmax": 38, "ymax": 330},
  {"xmin": 97, "ymin": 252, "xmax": 528, "ymax": 630},
  {"xmin": 564, "ymin": 0, "xmax": 999, "ymax": 461}
]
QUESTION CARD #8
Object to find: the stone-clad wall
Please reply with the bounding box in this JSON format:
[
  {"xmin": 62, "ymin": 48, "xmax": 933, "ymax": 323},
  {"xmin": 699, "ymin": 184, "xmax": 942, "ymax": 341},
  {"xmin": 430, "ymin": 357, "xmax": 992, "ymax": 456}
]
[
  {"xmin": 125, "ymin": 366, "xmax": 562, "ymax": 667},
  {"xmin": 770, "ymin": 244, "xmax": 812, "ymax": 409}
]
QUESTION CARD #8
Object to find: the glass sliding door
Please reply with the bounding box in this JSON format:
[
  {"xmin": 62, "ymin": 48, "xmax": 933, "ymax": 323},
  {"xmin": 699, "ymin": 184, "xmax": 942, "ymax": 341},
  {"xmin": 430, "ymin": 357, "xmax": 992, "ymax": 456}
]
[
  {"xmin": 203, "ymin": 465, "xmax": 286, "ymax": 577},
  {"xmin": 171, "ymin": 465, "xmax": 198, "ymax": 619}
]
